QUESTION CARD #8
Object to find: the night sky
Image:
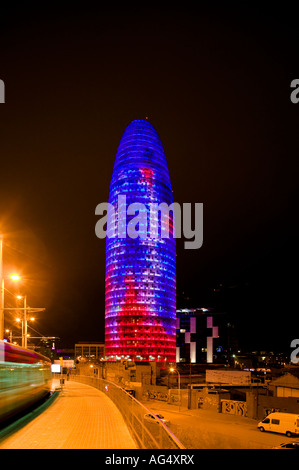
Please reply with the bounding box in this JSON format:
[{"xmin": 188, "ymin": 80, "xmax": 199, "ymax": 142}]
[{"xmin": 0, "ymin": 4, "xmax": 298, "ymax": 352}]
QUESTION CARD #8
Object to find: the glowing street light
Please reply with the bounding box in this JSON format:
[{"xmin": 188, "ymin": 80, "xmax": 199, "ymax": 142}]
[
  {"xmin": 0, "ymin": 237, "xmax": 45, "ymax": 345},
  {"xmin": 5, "ymin": 328, "xmax": 12, "ymax": 343},
  {"xmin": 17, "ymin": 294, "xmax": 28, "ymax": 348},
  {"xmin": 15, "ymin": 296, "xmax": 36, "ymax": 348},
  {"xmin": 9, "ymin": 274, "xmax": 21, "ymax": 282},
  {"xmin": 0, "ymin": 234, "xmax": 22, "ymax": 339}
]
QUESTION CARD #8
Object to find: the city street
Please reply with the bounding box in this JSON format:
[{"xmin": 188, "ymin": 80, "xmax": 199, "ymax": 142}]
[{"xmin": 142, "ymin": 399, "xmax": 299, "ymax": 449}]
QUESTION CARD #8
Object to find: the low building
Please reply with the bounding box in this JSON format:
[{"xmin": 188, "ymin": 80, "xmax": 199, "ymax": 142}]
[
  {"xmin": 269, "ymin": 370, "xmax": 299, "ymax": 398},
  {"xmin": 75, "ymin": 341, "xmax": 105, "ymax": 362}
]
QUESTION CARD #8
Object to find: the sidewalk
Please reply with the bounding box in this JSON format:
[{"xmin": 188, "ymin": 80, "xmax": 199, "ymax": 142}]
[{"xmin": 0, "ymin": 379, "xmax": 138, "ymax": 449}]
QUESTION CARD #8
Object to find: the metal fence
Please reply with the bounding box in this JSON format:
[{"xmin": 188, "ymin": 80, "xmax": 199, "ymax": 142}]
[{"xmin": 70, "ymin": 375, "xmax": 185, "ymax": 449}]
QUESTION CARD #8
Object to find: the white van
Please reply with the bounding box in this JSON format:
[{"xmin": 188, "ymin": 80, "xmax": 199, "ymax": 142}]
[{"xmin": 258, "ymin": 412, "xmax": 299, "ymax": 437}]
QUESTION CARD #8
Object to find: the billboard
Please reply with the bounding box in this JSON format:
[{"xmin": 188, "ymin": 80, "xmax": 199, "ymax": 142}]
[
  {"xmin": 54, "ymin": 359, "xmax": 74, "ymax": 368},
  {"xmin": 51, "ymin": 363, "xmax": 61, "ymax": 373},
  {"xmin": 206, "ymin": 370, "xmax": 251, "ymax": 385}
]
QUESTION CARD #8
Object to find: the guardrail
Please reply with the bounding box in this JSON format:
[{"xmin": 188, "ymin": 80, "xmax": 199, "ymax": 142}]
[{"xmin": 70, "ymin": 375, "xmax": 185, "ymax": 450}]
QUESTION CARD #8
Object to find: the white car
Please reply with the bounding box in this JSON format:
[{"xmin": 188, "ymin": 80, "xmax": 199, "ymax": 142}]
[{"xmin": 144, "ymin": 413, "xmax": 170, "ymax": 425}]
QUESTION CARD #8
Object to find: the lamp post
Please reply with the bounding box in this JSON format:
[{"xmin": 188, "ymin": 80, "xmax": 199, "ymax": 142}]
[
  {"xmin": 0, "ymin": 240, "xmax": 22, "ymax": 340},
  {"xmin": 14, "ymin": 302, "xmax": 44, "ymax": 349},
  {"xmin": 5, "ymin": 329, "xmax": 12, "ymax": 343},
  {"xmin": 0, "ymin": 241, "xmax": 45, "ymax": 347},
  {"xmin": 16, "ymin": 317, "xmax": 23, "ymax": 345},
  {"xmin": 23, "ymin": 295, "xmax": 27, "ymax": 348},
  {"xmin": 17, "ymin": 295, "xmax": 30, "ymax": 348},
  {"xmin": 170, "ymin": 367, "xmax": 181, "ymax": 411}
]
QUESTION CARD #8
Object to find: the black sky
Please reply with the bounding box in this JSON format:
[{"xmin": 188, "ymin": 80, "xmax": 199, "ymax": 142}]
[{"xmin": 0, "ymin": 3, "xmax": 298, "ymax": 352}]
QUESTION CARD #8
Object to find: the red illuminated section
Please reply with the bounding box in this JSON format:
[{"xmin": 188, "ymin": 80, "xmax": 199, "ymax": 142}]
[
  {"xmin": 105, "ymin": 274, "xmax": 176, "ymax": 362},
  {"xmin": 140, "ymin": 167, "xmax": 154, "ymax": 186}
]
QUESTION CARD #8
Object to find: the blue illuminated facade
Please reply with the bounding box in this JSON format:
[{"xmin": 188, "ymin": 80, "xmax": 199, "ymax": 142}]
[{"xmin": 105, "ymin": 119, "xmax": 176, "ymax": 362}]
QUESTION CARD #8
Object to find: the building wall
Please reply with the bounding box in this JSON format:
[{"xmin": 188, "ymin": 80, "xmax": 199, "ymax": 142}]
[
  {"xmin": 246, "ymin": 392, "xmax": 299, "ymax": 420},
  {"xmin": 277, "ymin": 386, "xmax": 299, "ymax": 398},
  {"xmin": 74, "ymin": 342, "xmax": 105, "ymax": 360}
]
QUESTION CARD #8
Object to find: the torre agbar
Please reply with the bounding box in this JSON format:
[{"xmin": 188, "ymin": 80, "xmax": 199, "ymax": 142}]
[{"xmin": 105, "ymin": 119, "xmax": 176, "ymax": 362}]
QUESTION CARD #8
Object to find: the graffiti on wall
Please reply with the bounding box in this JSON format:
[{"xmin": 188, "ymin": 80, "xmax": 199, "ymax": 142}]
[{"xmin": 221, "ymin": 400, "xmax": 247, "ymax": 416}]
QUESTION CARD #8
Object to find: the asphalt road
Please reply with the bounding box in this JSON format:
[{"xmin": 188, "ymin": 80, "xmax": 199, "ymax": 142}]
[{"xmin": 141, "ymin": 399, "xmax": 299, "ymax": 449}]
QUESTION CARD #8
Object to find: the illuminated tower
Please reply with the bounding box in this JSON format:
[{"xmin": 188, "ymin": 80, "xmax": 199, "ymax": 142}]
[{"xmin": 105, "ymin": 119, "xmax": 176, "ymax": 362}]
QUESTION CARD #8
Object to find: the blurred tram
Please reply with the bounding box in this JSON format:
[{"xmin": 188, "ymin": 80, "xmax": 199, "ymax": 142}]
[{"xmin": 0, "ymin": 340, "xmax": 52, "ymax": 423}]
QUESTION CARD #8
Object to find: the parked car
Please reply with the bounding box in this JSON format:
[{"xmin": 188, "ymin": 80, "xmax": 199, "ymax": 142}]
[
  {"xmin": 155, "ymin": 413, "xmax": 170, "ymax": 425},
  {"xmin": 272, "ymin": 442, "xmax": 299, "ymax": 449},
  {"xmin": 144, "ymin": 413, "xmax": 170, "ymax": 425}
]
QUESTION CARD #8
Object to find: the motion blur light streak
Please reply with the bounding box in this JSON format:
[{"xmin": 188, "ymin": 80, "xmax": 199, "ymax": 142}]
[{"xmin": 105, "ymin": 120, "xmax": 176, "ymax": 362}]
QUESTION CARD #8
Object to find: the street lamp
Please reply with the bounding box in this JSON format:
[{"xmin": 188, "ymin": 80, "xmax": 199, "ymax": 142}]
[
  {"xmin": 16, "ymin": 294, "xmax": 29, "ymax": 348},
  {"xmin": 0, "ymin": 238, "xmax": 46, "ymax": 345},
  {"xmin": 0, "ymin": 233, "xmax": 23, "ymax": 339},
  {"xmin": 0, "ymin": 262, "xmax": 22, "ymax": 340},
  {"xmin": 169, "ymin": 367, "xmax": 181, "ymax": 411},
  {"xmin": 9, "ymin": 274, "xmax": 21, "ymax": 282},
  {"xmin": 16, "ymin": 295, "xmax": 37, "ymax": 348},
  {"xmin": 5, "ymin": 328, "xmax": 12, "ymax": 343}
]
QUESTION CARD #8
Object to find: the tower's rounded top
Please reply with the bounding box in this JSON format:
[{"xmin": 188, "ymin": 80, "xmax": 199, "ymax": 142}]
[
  {"xmin": 118, "ymin": 119, "xmax": 161, "ymax": 148},
  {"xmin": 111, "ymin": 119, "xmax": 171, "ymax": 188}
]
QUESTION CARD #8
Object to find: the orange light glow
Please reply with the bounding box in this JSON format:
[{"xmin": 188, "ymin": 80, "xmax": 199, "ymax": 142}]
[{"xmin": 9, "ymin": 274, "xmax": 21, "ymax": 282}]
